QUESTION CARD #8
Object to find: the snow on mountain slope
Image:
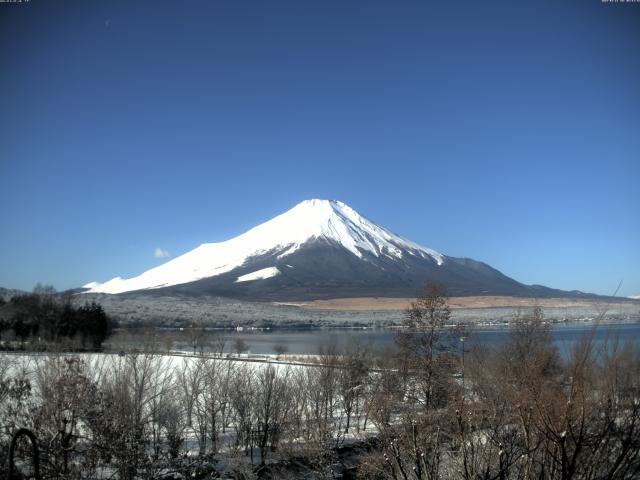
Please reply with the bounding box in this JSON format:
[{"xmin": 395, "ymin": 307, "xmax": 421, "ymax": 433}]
[
  {"xmin": 235, "ymin": 267, "xmax": 281, "ymax": 283},
  {"xmin": 85, "ymin": 199, "xmax": 444, "ymax": 294}
]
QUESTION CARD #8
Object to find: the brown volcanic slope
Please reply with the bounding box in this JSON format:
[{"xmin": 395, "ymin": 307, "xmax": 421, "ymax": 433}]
[{"xmin": 299, "ymin": 296, "xmax": 638, "ymax": 312}]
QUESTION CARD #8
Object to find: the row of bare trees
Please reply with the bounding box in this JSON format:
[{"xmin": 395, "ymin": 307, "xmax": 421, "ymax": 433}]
[{"xmin": 0, "ymin": 341, "xmax": 381, "ymax": 479}]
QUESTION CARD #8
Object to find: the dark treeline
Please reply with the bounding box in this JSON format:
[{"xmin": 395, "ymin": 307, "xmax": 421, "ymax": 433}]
[
  {"xmin": 0, "ymin": 285, "xmax": 115, "ymax": 350},
  {"xmin": 0, "ymin": 285, "xmax": 639, "ymax": 479}
]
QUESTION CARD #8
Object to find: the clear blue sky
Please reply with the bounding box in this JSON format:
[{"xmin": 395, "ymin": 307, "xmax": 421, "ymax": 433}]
[{"xmin": 1, "ymin": 0, "xmax": 638, "ymax": 296}]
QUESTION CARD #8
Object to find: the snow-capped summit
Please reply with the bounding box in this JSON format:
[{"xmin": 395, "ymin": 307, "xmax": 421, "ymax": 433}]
[
  {"xmin": 85, "ymin": 199, "xmax": 443, "ymax": 295},
  {"xmin": 84, "ymin": 199, "xmax": 563, "ymax": 300},
  {"xmin": 245, "ymin": 199, "xmax": 444, "ymax": 264}
]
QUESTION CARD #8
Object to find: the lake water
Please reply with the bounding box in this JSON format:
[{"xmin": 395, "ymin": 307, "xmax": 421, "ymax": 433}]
[{"xmin": 107, "ymin": 322, "xmax": 640, "ymax": 357}]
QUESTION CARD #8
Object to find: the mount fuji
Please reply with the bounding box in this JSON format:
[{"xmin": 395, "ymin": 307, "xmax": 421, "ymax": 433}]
[{"xmin": 83, "ymin": 199, "xmax": 585, "ymax": 300}]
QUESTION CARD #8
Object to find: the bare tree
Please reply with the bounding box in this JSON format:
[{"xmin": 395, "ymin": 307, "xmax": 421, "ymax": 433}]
[
  {"xmin": 229, "ymin": 364, "xmax": 256, "ymax": 457},
  {"xmin": 254, "ymin": 365, "xmax": 292, "ymax": 465},
  {"xmin": 210, "ymin": 331, "xmax": 227, "ymax": 357},
  {"xmin": 234, "ymin": 338, "xmax": 250, "ymax": 356},
  {"xmin": 396, "ymin": 283, "xmax": 456, "ymax": 410},
  {"xmin": 273, "ymin": 343, "xmax": 288, "ymax": 358},
  {"xmin": 188, "ymin": 324, "xmax": 206, "ymax": 354},
  {"xmin": 338, "ymin": 341, "xmax": 370, "ymax": 434}
]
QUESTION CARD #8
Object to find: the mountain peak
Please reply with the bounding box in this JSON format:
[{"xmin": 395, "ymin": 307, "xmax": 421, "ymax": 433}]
[
  {"xmin": 85, "ymin": 200, "xmax": 444, "ymax": 294},
  {"xmin": 296, "ymin": 198, "xmax": 341, "ymax": 206},
  {"xmin": 255, "ymin": 199, "xmax": 443, "ymax": 263},
  {"xmin": 290, "ymin": 198, "xmax": 349, "ymax": 218}
]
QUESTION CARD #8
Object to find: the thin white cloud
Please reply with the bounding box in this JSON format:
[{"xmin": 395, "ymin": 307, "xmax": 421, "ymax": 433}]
[{"xmin": 154, "ymin": 247, "xmax": 170, "ymax": 259}]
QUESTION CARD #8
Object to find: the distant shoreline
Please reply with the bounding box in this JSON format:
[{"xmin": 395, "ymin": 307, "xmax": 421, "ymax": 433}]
[
  {"xmin": 117, "ymin": 316, "xmax": 640, "ymax": 333},
  {"xmin": 71, "ymin": 292, "xmax": 640, "ymax": 329}
]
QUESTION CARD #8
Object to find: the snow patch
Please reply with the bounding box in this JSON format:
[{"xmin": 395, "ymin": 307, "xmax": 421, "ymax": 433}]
[
  {"xmin": 235, "ymin": 267, "xmax": 281, "ymax": 283},
  {"xmin": 273, "ymin": 302, "xmax": 308, "ymax": 307}
]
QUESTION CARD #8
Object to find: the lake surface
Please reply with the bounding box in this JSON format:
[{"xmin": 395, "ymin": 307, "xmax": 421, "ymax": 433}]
[{"xmin": 107, "ymin": 322, "xmax": 640, "ymax": 357}]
